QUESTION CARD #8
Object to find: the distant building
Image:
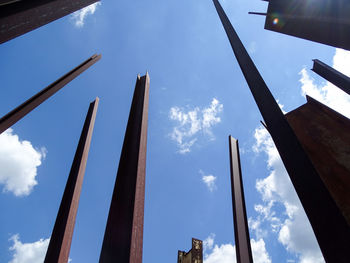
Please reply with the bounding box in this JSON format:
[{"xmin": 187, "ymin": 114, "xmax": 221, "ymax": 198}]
[{"xmin": 178, "ymin": 238, "xmax": 203, "ymax": 263}]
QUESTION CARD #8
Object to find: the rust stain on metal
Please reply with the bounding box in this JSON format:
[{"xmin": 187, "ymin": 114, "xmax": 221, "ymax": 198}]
[
  {"xmin": 0, "ymin": 54, "xmax": 101, "ymax": 134},
  {"xmin": 286, "ymin": 96, "xmax": 350, "ymax": 225},
  {"xmin": 44, "ymin": 98, "xmax": 99, "ymax": 263},
  {"xmin": 99, "ymin": 73, "xmax": 149, "ymax": 263}
]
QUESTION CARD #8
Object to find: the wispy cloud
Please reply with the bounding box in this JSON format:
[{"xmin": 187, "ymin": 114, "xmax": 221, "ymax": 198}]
[
  {"xmin": 252, "ymin": 124, "xmax": 324, "ymax": 263},
  {"xmin": 71, "ymin": 3, "xmax": 101, "ymax": 28},
  {"xmin": 200, "ymin": 170, "xmax": 217, "ymax": 192},
  {"xmin": 250, "ymin": 48, "xmax": 349, "ymax": 262},
  {"xmin": 0, "ymin": 129, "xmax": 46, "ymax": 196},
  {"xmin": 203, "ymin": 233, "xmax": 271, "ymax": 263},
  {"xmin": 169, "ymin": 98, "xmax": 223, "ymax": 153},
  {"xmin": 9, "ymin": 235, "xmax": 50, "ymax": 263}
]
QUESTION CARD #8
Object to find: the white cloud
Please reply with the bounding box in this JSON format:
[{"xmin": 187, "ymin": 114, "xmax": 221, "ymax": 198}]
[
  {"xmin": 300, "ymin": 48, "xmax": 350, "ymax": 118},
  {"xmin": 248, "ymin": 41, "xmax": 257, "ymax": 54},
  {"xmin": 9, "ymin": 235, "xmax": 49, "ymax": 263},
  {"xmin": 169, "ymin": 98, "xmax": 223, "ymax": 153},
  {"xmin": 252, "ymin": 125, "xmax": 324, "ymax": 263},
  {"xmin": 0, "ymin": 129, "xmax": 46, "ymax": 196},
  {"xmin": 203, "ymin": 233, "xmax": 215, "ymax": 252},
  {"xmin": 250, "ymin": 48, "xmax": 350, "ymax": 262},
  {"xmin": 71, "ymin": 3, "xmax": 101, "ymax": 28},
  {"xmin": 203, "ymin": 233, "xmax": 271, "ymax": 263},
  {"xmin": 200, "ymin": 170, "xmax": 217, "ymax": 192}
]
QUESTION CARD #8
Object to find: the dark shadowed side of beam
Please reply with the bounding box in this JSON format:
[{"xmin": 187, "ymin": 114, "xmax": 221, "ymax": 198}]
[
  {"xmin": 229, "ymin": 136, "xmax": 253, "ymax": 263},
  {"xmin": 44, "ymin": 97, "xmax": 99, "ymax": 263},
  {"xmin": 312, "ymin": 59, "xmax": 350, "ymax": 95},
  {"xmin": 99, "ymin": 73, "xmax": 150, "ymax": 263}
]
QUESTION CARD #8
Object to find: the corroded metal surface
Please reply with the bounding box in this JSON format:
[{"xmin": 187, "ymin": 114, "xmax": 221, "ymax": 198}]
[
  {"xmin": 0, "ymin": 54, "xmax": 101, "ymax": 134},
  {"xmin": 0, "ymin": 0, "xmax": 99, "ymax": 44},
  {"xmin": 264, "ymin": 0, "xmax": 350, "ymax": 50},
  {"xmin": 229, "ymin": 136, "xmax": 253, "ymax": 263},
  {"xmin": 44, "ymin": 98, "xmax": 99, "ymax": 263},
  {"xmin": 99, "ymin": 73, "xmax": 149, "ymax": 263},
  {"xmin": 312, "ymin": 59, "xmax": 350, "ymax": 95},
  {"xmin": 286, "ymin": 96, "xmax": 350, "ymax": 226},
  {"xmin": 212, "ymin": 0, "xmax": 350, "ymax": 261}
]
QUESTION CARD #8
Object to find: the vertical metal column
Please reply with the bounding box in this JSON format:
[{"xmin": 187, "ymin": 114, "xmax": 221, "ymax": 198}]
[
  {"xmin": 312, "ymin": 59, "xmax": 350, "ymax": 95},
  {"xmin": 99, "ymin": 73, "xmax": 150, "ymax": 263},
  {"xmin": 212, "ymin": 1, "xmax": 350, "ymax": 262},
  {"xmin": 44, "ymin": 97, "xmax": 99, "ymax": 263},
  {"xmin": 228, "ymin": 136, "xmax": 253, "ymax": 263},
  {"xmin": 0, "ymin": 0, "xmax": 100, "ymax": 44},
  {"xmin": 0, "ymin": 54, "xmax": 101, "ymax": 134}
]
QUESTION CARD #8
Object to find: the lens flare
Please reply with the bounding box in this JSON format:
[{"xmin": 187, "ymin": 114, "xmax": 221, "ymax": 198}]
[{"xmin": 273, "ymin": 18, "xmax": 279, "ymax": 25}]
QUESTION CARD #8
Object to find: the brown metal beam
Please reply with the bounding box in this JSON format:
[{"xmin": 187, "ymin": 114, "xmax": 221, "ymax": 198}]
[
  {"xmin": 0, "ymin": 0, "xmax": 100, "ymax": 44},
  {"xmin": 0, "ymin": 54, "xmax": 101, "ymax": 134},
  {"xmin": 212, "ymin": 1, "xmax": 350, "ymax": 262},
  {"xmin": 228, "ymin": 136, "xmax": 253, "ymax": 263},
  {"xmin": 44, "ymin": 97, "xmax": 99, "ymax": 263},
  {"xmin": 263, "ymin": 0, "xmax": 350, "ymax": 50},
  {"xmin": 99, "ymin": 73, "xmax": 150, "ymax": 263},
  {"xmin": 312, "ymin": 59, "xmax": 350, "ymax": 96}
]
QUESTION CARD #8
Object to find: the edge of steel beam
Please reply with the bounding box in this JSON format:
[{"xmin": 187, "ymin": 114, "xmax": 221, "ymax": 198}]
[
  {"xmin": 0, "ymin": 54, "xmax": 101, "ymax": 134},
  {"xmin": 0, "ymin": 0, "xmax": 100, "ymax": 44},
  {"xmin": 44, "ymin": 97, "xmax": 99, "ymax": 263},
  {"xmin": 99, "ymin": 73, "xmax": 150, "ymax": 263},
  {"xmin": 229, "ymin": 136, "xmax": 253, "ymax": 263},
  {"xmin": 212, "ymin": 1, "xmax": 350, "ymax": 262},
  {"xmin": 312, "ymin": 59, "xmax": 350, "ymax": 96}
]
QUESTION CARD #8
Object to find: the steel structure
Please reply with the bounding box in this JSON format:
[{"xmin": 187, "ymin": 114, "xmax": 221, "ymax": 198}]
[
  {"xmin": 0, "ymin": 54, "xmax": 101, "ymax": 134},
  {"xmin": 312, "ymin": 59, "xmax": 350, "ymax": 96},
  {"xmin": 99, "ymin": 73, "xmax": 150, "ymax": 263},
  {"xmin": 0, "ymin": 0, "xmax": 100, "ymax": 44},
  {"xmin": 44, "ymin": 98, "xmax": 99, "ymax": 263},
  {"xmin": 262, "ymin": 0, "xmax": 350, "ymax": 50},
  {"xmin": 212, "ymin": 0, "xmax": 350, "ymax": 262},
  {"xmin": 228, "ymin": 136, "xmax": 253, "ymax": 263}
]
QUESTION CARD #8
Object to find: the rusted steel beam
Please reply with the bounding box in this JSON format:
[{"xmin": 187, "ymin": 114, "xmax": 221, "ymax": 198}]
[
  {"xmin": 312, "ymin": 59, "xmax": 350, "ymax": 95},
  {"xmin": 99, "ymin": 73, "xmax": 150, "ymax": 263},
  {"xmin": 212, "ymin": 1, "xmax": 350, "ymax": 262},
  {"xmin": 0, "ymin": 0, "xmax": 100, "ymax": 44},
  {"xmin": 228, "ymin": 136, "xmax": 253, "ymax": 263},
  {"xmin": 263, "ymin": 0, "xmax": 350, "ymax": 50},
  {"xmin": 0, "ymin": 54, "xmax": 101, "ymax": 134},
  {"xmin": 44, "ymin": 97, "xmax": 99, "ymax": 263}
]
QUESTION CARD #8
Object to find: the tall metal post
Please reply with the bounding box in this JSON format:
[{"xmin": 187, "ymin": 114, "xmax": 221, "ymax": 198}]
[
  {"xmin": 44, "ymin": 97, "xmax": 99, "ymax": 263},
  {"xmin": 99, "ymin": 73, "xmax": 150, "ymax": 263},
  {"xmin": 0, "ymin": 0, "xmax": 100, "ymax": 44},
  {"xmin": 228, "ymin": 136, "xmax": 253, "ymax": 263},
  {"xmin": 212, "ymin": 1, "xmax": 350, "ymax": 262},
  {"xmin": 0, "ymin": 54, "xmax": 101, "ymax": 134},
  {"xmin": 312, "ymin": 59, "xmax": 350, "ymax": 95}
]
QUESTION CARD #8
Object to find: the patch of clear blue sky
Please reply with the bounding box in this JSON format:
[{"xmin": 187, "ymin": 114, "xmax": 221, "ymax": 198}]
[{"xmin": 0, "ymin": 0, "xmax": 334, "ymax": 262}]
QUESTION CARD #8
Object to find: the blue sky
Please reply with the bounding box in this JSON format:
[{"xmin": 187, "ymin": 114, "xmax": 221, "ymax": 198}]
[{"xmin": 1, "ymin": 0, "xmax": 350, "ymax": 262}]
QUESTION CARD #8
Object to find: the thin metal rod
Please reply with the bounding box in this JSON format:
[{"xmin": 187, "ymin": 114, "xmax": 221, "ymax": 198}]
[
  {"xmin": 99, "ymin": 73, "xmax": 150, "ymax": 263},
  {"xmin": 44, "ymin": 98, "xmax": 99, "ymax": 263},
  {"xmin": 229, "ymin": 136, "xmax": 253, "ymax": 263},
  {"xmin": 0, "ymin": 0, "xmax": 100, "ymax": 44},
  {"xmin": 0, "ymin": 54, "xmax": 101, "ymax": 134},
  {"xmin": 312, "ymin": 59, "xmax": 350, "ymax": 95},
  {"xmin": 248, "ymin": 12, "xmax": 267, "ymax": 16},
  {"xmin": 212, "ymin": 1, "xmax": 350, "ymax": 262}
]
